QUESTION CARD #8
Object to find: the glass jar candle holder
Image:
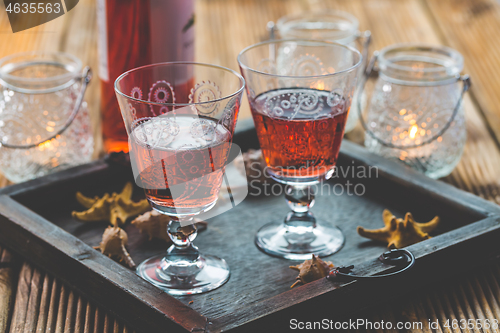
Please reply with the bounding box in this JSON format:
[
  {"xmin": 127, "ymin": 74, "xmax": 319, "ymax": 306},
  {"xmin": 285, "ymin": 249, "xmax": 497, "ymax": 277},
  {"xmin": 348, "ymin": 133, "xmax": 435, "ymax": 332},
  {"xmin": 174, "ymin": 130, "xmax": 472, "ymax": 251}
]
[
  {"xmin": 0, "ymin": 52, "xmax": 94, "ymax": 183},
  {"xmin": 273, "ymin": 10, "xmax": 371, "ymax": 132},
  {"xmin": 358, "ymin": 44, "xmax": 471, "ymax": 179}
]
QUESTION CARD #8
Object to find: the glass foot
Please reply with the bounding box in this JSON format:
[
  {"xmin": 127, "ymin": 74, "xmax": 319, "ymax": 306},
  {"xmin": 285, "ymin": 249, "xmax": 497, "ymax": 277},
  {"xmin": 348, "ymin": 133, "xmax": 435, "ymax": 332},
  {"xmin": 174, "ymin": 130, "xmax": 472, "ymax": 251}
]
[
  {"xmin": 136, "ymin": 253, "xmax": 230, "ymax": 295},
  {"xmin": 255, "ymin": 221, "xmax": 345, "ymax": 260}
]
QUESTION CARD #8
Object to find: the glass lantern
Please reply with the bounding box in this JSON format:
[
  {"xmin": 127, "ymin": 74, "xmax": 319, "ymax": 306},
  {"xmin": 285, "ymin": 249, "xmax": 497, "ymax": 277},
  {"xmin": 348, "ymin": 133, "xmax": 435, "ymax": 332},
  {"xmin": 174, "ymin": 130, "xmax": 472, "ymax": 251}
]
[
  {"xmin": 273, "ymin": 10, "xmax": 371, "ymax": 133},
  {"xmin": 359, "ymin": 44, "xmax": 471, "ymax": 179},
  {"xmin": 0, "ymin": 52, "xmax": 94, "ymax": 183}
]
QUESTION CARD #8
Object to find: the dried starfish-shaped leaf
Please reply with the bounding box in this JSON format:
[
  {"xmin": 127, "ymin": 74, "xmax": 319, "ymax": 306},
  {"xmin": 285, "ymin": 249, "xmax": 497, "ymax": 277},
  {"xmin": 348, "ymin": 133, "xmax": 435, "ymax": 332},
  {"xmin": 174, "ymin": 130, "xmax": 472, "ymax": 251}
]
[
  {"xmin": 111, "ymin": 195, "xmax": 150, "ymax": 226},
  {"xmin": 75, "ymin": 191, "xmax": 101, "ymax": 208},
  {"xmin": 289, "ymin": 255, "xmax": 334, "ymax": 288},
  {"xmin": 357, "ymin": 209, "xmax": 440, "ymax": 249},
  {"xmin": 132, "ymin": 210, "xmax": 170, "ymax": 241},
  {"xmin": 132, "ymin": 210, "xmax": 208, "ymax": 242},
  {"xmin": 72, "ymin": 182, "xmax": 150, "ymax": 226},
  {"xmin": 94, "ymin": 226, "xmax": 135, "ymax": 268}
]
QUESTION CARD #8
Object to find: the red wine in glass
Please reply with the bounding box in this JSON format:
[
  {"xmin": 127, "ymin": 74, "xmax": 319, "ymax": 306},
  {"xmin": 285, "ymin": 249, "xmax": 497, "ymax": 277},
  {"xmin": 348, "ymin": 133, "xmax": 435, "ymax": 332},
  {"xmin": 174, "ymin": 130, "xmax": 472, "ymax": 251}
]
[
  {"xmin": 250, "ymin": 88, "xmax": 349, "ymax": 180},
  {"xmin": 130, "ymin": 116, "xmax": 232, "ymax": 212}
]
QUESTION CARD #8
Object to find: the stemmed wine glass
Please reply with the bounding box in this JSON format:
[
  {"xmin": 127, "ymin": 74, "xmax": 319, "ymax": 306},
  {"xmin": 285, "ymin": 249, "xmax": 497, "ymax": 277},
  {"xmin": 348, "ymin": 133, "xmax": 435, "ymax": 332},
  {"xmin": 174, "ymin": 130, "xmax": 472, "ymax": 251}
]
[
  {"xmin": 238, "ymin": 40, "xmax": 361, "ymax": 259},
  {"xmin": 115, "ymin": 62, "xmax": 245, "ymax": 294}
]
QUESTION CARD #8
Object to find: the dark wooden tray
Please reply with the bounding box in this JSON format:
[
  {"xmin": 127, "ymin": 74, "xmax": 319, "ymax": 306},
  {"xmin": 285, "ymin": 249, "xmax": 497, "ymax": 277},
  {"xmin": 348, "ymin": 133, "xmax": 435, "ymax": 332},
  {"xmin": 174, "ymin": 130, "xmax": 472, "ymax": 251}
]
[{"xmin": 1, "ymin": 127, "xmax": 500, "ymax": 333}]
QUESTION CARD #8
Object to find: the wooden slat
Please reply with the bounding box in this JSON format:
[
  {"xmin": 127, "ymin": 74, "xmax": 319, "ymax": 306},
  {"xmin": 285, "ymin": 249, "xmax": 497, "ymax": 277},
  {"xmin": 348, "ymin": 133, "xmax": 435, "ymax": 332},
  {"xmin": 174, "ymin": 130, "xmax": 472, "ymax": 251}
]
[
  {"xmin": 73, "ymin": 295, "xmax": 85, "ymax": 333},
  {"xmin": 103, "ymin": 313, "xmax": 112, "ymax": 333},
  {"xmin": 484, "ymin": 267, "xmax": 500, "ymax": 321},
  {"xmin": 24, "ymin": 268, "xmax": 43, "ymax": 332},
  {"xmin": 63, "ymin": 291, "xmax": 77, "ymax": 333},
  {"xmin": 83, "ymin": 302, "xmax": 94, "ymax": 333},
  {"xmin": 9, "ymin": 262, "xmax": 32, "ymax": 333},
  {"xmin": 438, "ymin": 287, "xmax": 461, "ymax": 333},
  {"xmin": 5, "ymin": 262, "xmax": 136, "ymax": 333},
  {"xmin": 55, "ymin": 284, "xmax": 69, "ymax": 333},
  {"xmin": 92, "ymin": 308, "xmax": 103, "ymax": 333},
  {"xmin": 430, "ymin": 292, "xmax": 450, "ymax": 333},
  {"xmin": 44, "ymin": 278, "xmax": 61, "ymax": 333},
  {"xmin": 352, "ymin": 265, "xmax": 500, "ymax": 333},
  {"xmin": 0, "ymin": 247, "xmax": 15, "ymax": 333},
  {"xmin": 411, "ymin": 300, "xmax": 433, "ymax": 333},
  {"xmin": 35, "ymin": 273, "xmax": 52, "ymax": 332},
  {"xmin": 424, "ymin": 0, "xmax": 500, "ymax": 147},
  {"xmin": 471, "ymin": 277, "xmax": 497, "ymax": 333}
]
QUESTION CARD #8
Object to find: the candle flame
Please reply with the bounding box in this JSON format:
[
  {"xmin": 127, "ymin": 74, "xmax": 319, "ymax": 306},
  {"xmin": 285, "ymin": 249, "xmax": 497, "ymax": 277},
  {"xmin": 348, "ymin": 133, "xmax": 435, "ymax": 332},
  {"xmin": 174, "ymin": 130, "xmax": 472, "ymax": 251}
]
[
  {"xmin": 313, "ymin": 82, "xmax": 325, "ymax": 90},
  {"xmin": 39, "ymin": 140, "xmax": 53, "ymax": 150},
  {"xmin": 409, "ymin": 125, "xmax": 418, "ymax": 139}
]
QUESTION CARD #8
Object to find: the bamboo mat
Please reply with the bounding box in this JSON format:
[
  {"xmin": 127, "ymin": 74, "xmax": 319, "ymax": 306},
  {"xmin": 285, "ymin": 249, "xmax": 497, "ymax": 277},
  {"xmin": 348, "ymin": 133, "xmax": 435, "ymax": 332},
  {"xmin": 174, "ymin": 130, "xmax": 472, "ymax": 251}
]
[
  {"xmin": 1, "ymin": 0, "xmax": 500, "ymax": 332},
  {"xmin": 2, "ymin": 246, "xmax": 133, "ymax": 333}
]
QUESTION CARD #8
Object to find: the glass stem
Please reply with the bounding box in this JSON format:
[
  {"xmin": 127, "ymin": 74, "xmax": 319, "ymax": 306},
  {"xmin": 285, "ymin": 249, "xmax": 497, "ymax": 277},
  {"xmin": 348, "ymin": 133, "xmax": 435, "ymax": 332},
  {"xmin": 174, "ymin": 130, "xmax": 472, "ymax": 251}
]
[
  {"xmin": 285, "ymin": 184, "xmax": 316, "ymax": 215},
  {"xmin": 283, "ymin": 185, "xmax": 317, "ymax": 245},
  {"xmin": 161, "ymin": 217, "xmax": 203, "ymax": 278}
]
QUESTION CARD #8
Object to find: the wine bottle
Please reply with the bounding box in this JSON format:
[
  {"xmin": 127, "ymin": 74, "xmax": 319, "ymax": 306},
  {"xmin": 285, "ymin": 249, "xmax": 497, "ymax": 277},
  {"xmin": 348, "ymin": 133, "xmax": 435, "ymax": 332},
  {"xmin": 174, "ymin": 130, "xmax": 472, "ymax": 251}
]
[{"xmin": 96, "ymin": 0, "xmax": 195, "ymax": 153}]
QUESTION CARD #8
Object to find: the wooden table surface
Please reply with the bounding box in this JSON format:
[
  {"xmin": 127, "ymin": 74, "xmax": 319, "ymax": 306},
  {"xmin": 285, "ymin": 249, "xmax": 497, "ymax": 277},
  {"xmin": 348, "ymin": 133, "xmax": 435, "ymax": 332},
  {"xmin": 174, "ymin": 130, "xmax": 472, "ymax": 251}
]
[{"xmin": 1, "ymin": 0, "xmax": 500, "ymax": 332}]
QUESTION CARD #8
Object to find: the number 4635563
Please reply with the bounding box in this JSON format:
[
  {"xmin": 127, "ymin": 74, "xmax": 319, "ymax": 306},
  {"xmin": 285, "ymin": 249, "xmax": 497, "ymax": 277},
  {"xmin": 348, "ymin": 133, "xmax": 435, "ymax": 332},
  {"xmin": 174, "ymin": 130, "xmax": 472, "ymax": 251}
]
[{"xmin": 6, "ymin": 2, "xmax": 61, "ymax": 14}]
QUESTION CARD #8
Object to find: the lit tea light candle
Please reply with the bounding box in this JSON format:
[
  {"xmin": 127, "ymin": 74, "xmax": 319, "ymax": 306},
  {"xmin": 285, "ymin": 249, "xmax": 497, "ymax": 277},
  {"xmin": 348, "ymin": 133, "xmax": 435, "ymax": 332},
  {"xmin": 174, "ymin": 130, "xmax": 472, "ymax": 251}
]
[
  {"xmin": 409, "ymin": 124, "xmax": 418, "ymax": 139},
  {"xmin": 314, "ymin": 82, "xmax": 325, "ymax": 90},
  {"xmin": 361, "ymin": 44, "xmax": 470, "ymax": 179},
  {"xmin": 393, "ymin": 112, "xmax": 442, "ymax": 164}
]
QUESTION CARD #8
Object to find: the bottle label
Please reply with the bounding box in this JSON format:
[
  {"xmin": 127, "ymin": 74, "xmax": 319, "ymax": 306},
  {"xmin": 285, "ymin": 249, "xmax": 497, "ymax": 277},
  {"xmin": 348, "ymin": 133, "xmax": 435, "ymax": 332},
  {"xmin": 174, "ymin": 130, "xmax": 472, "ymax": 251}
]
[{"xmin": 96, "ymin": 0, "xmax": 109, "ymax": 82}]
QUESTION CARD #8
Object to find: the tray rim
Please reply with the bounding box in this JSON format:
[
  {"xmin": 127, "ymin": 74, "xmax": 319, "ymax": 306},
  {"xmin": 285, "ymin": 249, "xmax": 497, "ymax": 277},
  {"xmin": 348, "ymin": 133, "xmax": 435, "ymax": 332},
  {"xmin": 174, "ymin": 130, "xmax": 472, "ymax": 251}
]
[
  {"xmin": 0, "ymin": 140, "xmax": 499, "ymax": 333},
  {"xmin": 0, "ymin": 195, "xmax": 209, "ymax": 333}
]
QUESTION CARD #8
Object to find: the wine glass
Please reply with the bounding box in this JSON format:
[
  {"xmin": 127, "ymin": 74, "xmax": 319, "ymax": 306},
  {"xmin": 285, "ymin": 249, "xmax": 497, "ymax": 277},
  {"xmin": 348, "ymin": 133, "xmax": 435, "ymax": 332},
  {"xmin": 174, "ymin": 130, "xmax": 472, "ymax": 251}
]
[
  {"xmin": 238, "ymin": 40, "xmax": 361, "ymax": 260},
  {"xmin": 115, "ymin": 62, "xmax": 245, "ymax": 295},
  {"xmin": 275, "ymin": 10, "xmax": 371, "ymax": 133}
]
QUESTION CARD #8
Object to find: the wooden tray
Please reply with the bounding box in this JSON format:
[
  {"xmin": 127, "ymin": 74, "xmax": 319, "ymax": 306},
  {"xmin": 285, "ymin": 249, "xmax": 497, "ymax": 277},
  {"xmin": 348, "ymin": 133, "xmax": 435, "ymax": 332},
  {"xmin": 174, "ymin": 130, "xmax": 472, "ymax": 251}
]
[{"xmin": 0, "ymin": 129, "xmax": 500, "ymax": 332}]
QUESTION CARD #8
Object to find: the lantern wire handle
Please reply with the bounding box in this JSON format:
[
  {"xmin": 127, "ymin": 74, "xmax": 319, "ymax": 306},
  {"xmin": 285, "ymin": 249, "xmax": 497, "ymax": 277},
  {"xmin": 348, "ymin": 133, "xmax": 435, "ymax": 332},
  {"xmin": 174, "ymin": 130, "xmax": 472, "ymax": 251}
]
[
  {"xmin": 355, "ymin": 30, "xmax": 372, "ymax": 69},
  {"xmin": 267, "ymin": 21, "xmax": 276, "ymax": 40},
  {"xmin": 0, "ymin": 67, "xmax": 92, "ymax": 150},
  {"xmin": 356, "ymin": 53, "xmax": 471, "ymax": 150}
]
